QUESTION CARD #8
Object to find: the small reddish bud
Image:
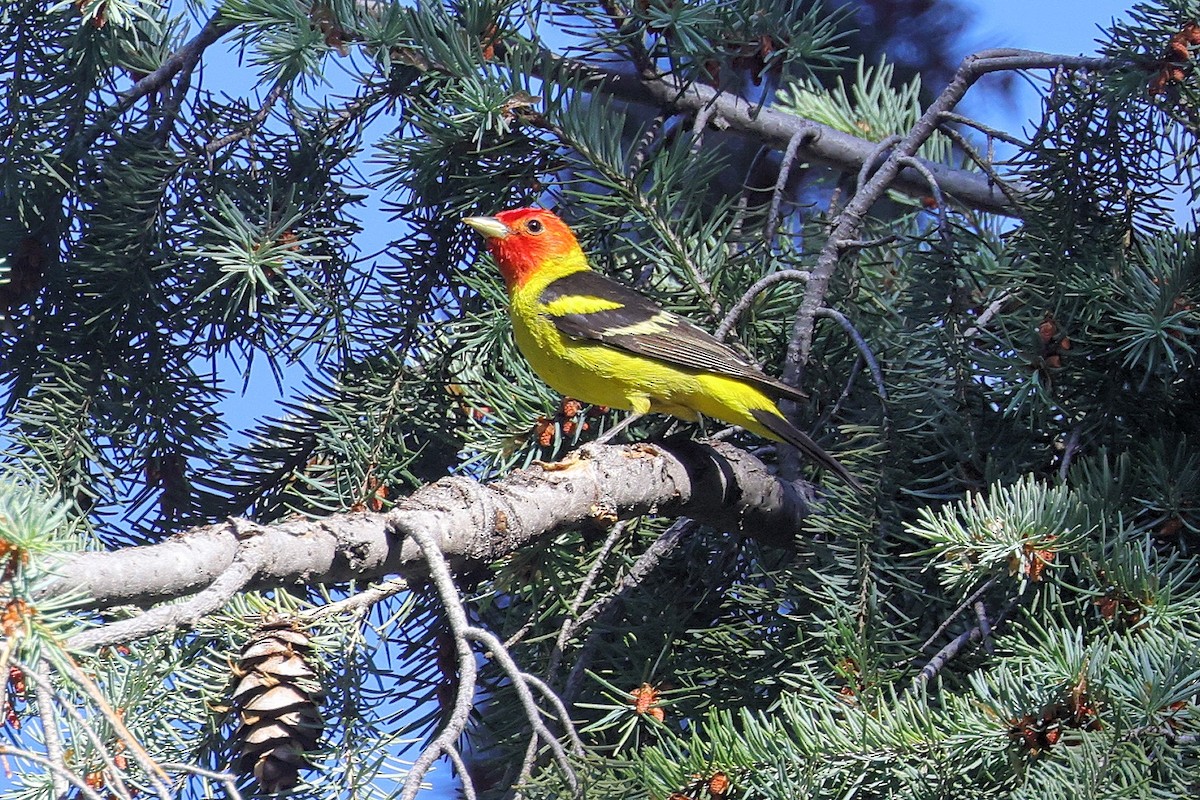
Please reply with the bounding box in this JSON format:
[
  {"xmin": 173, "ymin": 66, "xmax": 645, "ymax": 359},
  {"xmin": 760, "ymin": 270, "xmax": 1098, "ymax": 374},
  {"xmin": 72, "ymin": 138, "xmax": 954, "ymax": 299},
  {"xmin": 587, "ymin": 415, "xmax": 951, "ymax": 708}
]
[
  {"xmin": 631, "ymin": 683, "xmax": 664, "ymax": 721},
  {"xmin": 1038, "ymin": 317, "xmax": 1057, "ymax": 344}
]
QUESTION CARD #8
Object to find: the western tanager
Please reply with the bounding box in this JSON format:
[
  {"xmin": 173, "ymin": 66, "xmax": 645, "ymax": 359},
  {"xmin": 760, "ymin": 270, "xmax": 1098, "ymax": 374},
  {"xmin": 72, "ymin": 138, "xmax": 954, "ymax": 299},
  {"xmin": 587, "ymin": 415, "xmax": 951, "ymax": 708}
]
[{"xmin": 463, "ymin": 208, "xmax": 864, "ymax": 493}]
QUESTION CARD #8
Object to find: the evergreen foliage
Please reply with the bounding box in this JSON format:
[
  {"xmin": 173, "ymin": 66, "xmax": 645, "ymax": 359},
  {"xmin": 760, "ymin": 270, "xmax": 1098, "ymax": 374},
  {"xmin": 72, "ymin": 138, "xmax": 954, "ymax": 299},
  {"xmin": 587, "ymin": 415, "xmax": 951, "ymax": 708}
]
[{"xmin": 0, "ymin": 0, "xmax": 1198, "ymax": 798}]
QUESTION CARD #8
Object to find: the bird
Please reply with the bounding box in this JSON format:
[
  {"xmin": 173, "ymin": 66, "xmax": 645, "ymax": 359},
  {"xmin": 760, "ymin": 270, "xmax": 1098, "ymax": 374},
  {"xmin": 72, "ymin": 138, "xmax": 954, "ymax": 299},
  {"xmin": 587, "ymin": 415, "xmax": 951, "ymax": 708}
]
[{"xmin": 462, "ymin": 207, "xmax": 865, "ymax": 493}]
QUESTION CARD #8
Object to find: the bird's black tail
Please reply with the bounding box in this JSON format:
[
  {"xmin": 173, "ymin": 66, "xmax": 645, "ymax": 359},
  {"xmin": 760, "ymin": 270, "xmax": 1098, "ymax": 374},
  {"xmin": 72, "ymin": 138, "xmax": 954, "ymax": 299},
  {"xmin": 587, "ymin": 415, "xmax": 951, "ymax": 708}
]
[{"xmin": 750, "ymin": 408, "xmax": 866, "ymax": 494}]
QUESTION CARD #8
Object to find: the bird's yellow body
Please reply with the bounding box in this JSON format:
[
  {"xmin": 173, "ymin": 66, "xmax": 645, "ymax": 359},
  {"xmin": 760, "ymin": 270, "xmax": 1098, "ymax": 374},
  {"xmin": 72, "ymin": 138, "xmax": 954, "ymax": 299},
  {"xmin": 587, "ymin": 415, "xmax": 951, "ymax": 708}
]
[
  {"xmin": 511, "ymin": 270, "xmax": 772, "ymax": 430},
  {"xmin": 463, "ymin": 208, "xmax": 863, "ymax": 492}
]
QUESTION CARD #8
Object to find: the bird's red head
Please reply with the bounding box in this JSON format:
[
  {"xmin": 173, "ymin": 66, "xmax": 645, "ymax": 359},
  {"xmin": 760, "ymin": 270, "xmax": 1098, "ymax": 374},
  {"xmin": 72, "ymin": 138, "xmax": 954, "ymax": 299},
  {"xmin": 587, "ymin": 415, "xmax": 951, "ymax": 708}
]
[{"xmin": 463, "ymin": 208, "xmax": 583, "ymax": 291}]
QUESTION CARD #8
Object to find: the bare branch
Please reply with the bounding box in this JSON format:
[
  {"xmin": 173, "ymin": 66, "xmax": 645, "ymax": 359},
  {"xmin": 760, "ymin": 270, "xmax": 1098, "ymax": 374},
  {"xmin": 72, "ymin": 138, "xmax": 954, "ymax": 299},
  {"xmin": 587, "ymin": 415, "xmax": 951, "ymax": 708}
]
[
  {"xmin": 974, "ymin": 600, "xmax": 993, "ymax": 655},
  {"xmin": 55, "ymin": 659, "xmax": 173, "ymax": 798},
  {"xmin": 961, "ymin": 291, "xmax": 1015, "ymax": 339},
  {"xmin": 566, "ymin": 518, "xmax": 695, "ymax": 639},
  {"xmin": 895, "ymin": 155, "xmax": 950, "ymax": 240},
  {"xmin": 910, "ymin": 620, "xmax": 983, "ymax": 692},
  {"xmin": 547, "ymin": 521, "xmax": 630, "ymax": 671},
  {"xmin": 935, "ymin": 124, "xmax": 1025, "ymax": 211},
  {"xmin": 69, "ymin": 530, "xmax": 265, "ymax": 650},
  {"xmin": 940, "ymin": 111, "xmax": 1029, "ymax": 147},
  {"xmin": 856, "ymin": 135, "xmax": 902, "ymax": 192},
  {"xmin": 689, "ymin": 102, "xmax": 720, "ymax": 154},
  {"xmin": 299, "ymin": 577, "xmax": 410, "ymax": 622},
  {"xmin": 912, "ymin": 577, "xmax": 998, "ymax": 658},
  {"xmin": 42, "ymin": 441, "xmax": 814, "ymax": 646},
  {"xmin": 442, "ymin": 746, "xmax": 476, "ymax": 800},
  {"xmin": 70, "ymin": 13, "xmax": 236, "ymax": 158},
  {"xmin": 400, "ymin": 518, "xmax": 581, "ymax": 798},
  {"xmin": 204, "ymin": 81, "xmax": 290, "ymax": 154},
  {"xmin": 159, "ymin": 764, "xmax": 244, "ymax": 799},
  {"xmin": 464, "ymin": 626, "xmax": 580, "ymax": 793},
  {"xmin": 910, "ymin": 596, "xmax": 1017, "ymax": 694},
  {"xmin": 562, "ymin": 518, "xmax": 696, "ymax": 704}
]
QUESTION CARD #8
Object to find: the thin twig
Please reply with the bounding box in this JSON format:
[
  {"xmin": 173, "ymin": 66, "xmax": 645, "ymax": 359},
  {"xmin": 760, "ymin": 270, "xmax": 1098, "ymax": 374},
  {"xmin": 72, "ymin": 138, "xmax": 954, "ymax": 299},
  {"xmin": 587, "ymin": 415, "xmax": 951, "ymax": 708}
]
[
  {"xmin": 545, "ymin": 522, "xmax": 629, "ymax": 678},
  {"xmin": 895, "ymin": 155, "xmax": 950, "ymax": 241},
  {"xmin": 467, "ymin": 627, "xmax": 582, "ymax": 793},
  {"xmin": 55, "ymin": 662, "xmax": 174, "ymax": 800},
  {"xmin": 936, "ymin": 123, "xmax": 1024, "ymax": 209},
  {"xmin": 570, "ymin": 518, "xmax": 694, "ymax": 637},
  {"xmin": 765, "ymin": 131, "xmax": 814, "ymax": 244},
  {"xmin": 910, "ymin": 595, "xmax": 1017, "ymax": 693},
  {"xmin": 913, "ymin": 577, "xmax": 998, "ymax": 657},
  {"xmin": 442, "ymin": 746, "xmax": 476, "ymax": 800},
  {"xmin": 466, "ymin": 627, "xmax": 584, "ymax": 758},
  {"xmin": 0, "ymin": 746, "xmax": 106, "ymax": 800},
  {"xmin": 567, "ymin": 523, "xmax": 629, "ymax": 620},
  {"xmin": 159, "ymin": 763, "xmax": 244, "ymax": 799},
  {"xmin": 911, "ymin": 621, "xmax": 982, "ymax": 692},
  {"xmin": 974, "ymin": 600, "xmax": 993, "ymax": 655},
  {"xmin": 1059, "ymin": 426, "xmax": 1083, "ymax": 482},
  {"xmin": 562, "ymin": 519, "xmax": 696, "ymax": 704},
  {"xmin": 961, "ymin": 291, "xmax": 1014, "ymax": 339},
  {"xmin": 813, "ymin": 308, "xmax": 888, "ymax": 403},
  {"xmin": 14, "ymin": 661, "xmax": 135, "ymax": 800},
  {"xmin": 300, "ymin": 578, "xmax": 410, "ymax": 622},
  {"xmin": 689, "ymin": 103, "xmax": 720, "ymax": 154},
  {"xmin": 205, "ymin": 81, "xmax": 289, "ymax": 154},
  {"xmin": 715, "ymin": 270, "xmax": 811, "ymax": 342},
  {"xmin": 56, "ymin": 659, "xmax": 173, "ymax": 798},
  {"xmin": 939, "ymin": 111, "xmax": 1028, "ymax": 147},
  {"xmin": 69, "ymin": 14, "xmax": 236, "ymax": 160},
  {"xmin": 857, "ymin": 135, "xmax": 902, "ymax": 191},
  {"xmin": 33, "ymin": 660, "xmax": 68, "ymax": 799},
  {"xmin": 399, "ymin": 524, "xmax": 481, "ymax": 800},
  {"xmin": 812, "ymin": 354, "xmax": 860, "ymax": 435},
  {"xmin": 835, "ymin": 234, "xmax": 899, "ymax": 251}
]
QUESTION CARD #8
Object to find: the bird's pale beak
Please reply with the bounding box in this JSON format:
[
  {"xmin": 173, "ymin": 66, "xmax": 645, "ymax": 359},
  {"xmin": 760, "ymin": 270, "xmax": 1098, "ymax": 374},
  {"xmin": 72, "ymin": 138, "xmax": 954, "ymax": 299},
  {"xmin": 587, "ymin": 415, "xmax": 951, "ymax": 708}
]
[{"xmin": 462, "ymin": 216, "xmax": 510, "ymax": 240}]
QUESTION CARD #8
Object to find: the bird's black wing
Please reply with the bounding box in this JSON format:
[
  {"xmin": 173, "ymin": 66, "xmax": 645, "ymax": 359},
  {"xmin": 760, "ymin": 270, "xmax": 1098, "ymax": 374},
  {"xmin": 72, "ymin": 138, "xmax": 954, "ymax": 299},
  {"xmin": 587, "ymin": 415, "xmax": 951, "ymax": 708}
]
[{"xmin": 539, "ymin": 270, "xmax": 806, "ymax": 402}]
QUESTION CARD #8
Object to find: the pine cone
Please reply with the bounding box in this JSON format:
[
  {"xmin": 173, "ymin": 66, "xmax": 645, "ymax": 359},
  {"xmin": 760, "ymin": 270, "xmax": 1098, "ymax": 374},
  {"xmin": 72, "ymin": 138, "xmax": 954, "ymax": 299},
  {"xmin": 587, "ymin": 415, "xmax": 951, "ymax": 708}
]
[{"xmin": 230, "ymin": 617, "xmax": 325, "ymax": 793}]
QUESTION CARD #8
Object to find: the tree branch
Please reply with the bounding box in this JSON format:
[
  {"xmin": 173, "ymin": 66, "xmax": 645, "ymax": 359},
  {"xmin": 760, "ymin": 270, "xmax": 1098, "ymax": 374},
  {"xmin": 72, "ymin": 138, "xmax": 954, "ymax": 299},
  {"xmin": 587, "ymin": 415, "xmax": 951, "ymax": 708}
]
[
  {"xmin": 568, "ymin": 59, "xmax": 1028, "ymax": 216},
  {"xmin": 782, "ymin": 48, "xmax": 1108, "ymax": 381},
  {"xmin": 42, "ymin": 441, "xmax": 814, "ymax": 646},
  {"xmin": 68, "ymin": 13, "xmax": 237, "ymax": 160}
]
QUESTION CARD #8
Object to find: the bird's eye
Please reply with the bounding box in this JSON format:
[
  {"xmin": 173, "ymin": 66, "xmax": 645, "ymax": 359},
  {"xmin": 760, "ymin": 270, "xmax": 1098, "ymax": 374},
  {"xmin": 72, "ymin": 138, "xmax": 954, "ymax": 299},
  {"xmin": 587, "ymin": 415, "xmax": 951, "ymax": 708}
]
[{"xmin": 525, "ymin": 218, "xmax": 544, "ymax": 234}]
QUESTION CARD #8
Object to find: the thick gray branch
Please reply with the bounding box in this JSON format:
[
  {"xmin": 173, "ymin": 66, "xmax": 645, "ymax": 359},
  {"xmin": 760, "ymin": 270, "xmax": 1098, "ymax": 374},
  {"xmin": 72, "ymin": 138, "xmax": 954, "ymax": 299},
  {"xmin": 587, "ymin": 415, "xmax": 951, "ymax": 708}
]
[
  {"xmin": 38, "ymin": 441, "xmax": 813, "ymax": 627},
  {"xmin": 570, "ymin": 61, "xmax": 1021, "ymax": 216}
]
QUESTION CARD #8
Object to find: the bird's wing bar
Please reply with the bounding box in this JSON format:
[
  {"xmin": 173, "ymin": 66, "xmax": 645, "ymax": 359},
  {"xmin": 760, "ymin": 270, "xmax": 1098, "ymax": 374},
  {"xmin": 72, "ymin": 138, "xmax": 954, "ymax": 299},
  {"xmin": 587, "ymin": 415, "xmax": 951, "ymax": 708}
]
[{"xmin": 539, "ymin": 270, "xmax": 806, "ymax": 403}]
